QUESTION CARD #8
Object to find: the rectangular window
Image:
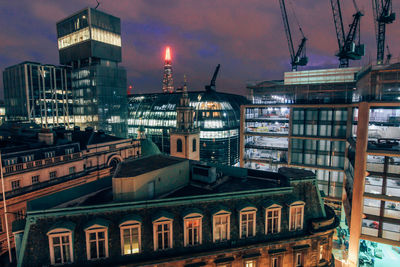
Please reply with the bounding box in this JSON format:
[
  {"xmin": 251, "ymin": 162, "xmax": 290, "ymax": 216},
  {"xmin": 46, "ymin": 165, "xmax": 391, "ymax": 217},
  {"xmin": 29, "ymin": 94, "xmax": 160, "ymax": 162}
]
[
  {"xmin": 295, "ymin": 253, "xmax": 302, "ymax": 267},
  {"xmin": 11, "ymin": 180, "xmax": 20, "ymax": 190},
  {"xmin": 50, "ymin": 234, "xmax": 73, "ymax": 264},
  {"xmin": 272, "ymin": 256, "xmax": 282, "ymax": 267},
  {"xmin": 245, "ymin": 259, "xmax": 257, "ymax": 267},
  {"xmin": 32, "ymin": 175, "xmax": 40, "ymax": 184},
  {"xmin": 88, "ymin": 230, "xmax": 107, "ymax": 260},
  {"xmin": 69, "ymin": 166, "xmax": 76, "ymax": 174},
  {"xmin": 50, "ymin": 171, "xmax": 57, "ymax": 179},
  {"xmin": 121, "ymin": 226, "xmax": 140, "ymax": 255},
  {"xmin": 15, "ymin": 209, "xmax": 25, "ymax": 220},
  {"xmin": 45, "ymin": 151, "xmax": 55, "ymax": 158},
  {"xmin": 240, "ymin": 211, "xmax": 256, "ymax": 238},
  {"xmin": 290, "ymin": 205, "xmax": 304, "ymax": 231},
  {"xmin": 213, "ymin": 214, "xmax": 230, "ymax": 242},
  {"xmin": 65, "ymin": 148, "xmax": 74, "ymax": 155},
  {"xmin": 22, "ymin": 154, "xmax": 34, "ymax": 163},
  {"xmin": 154, "ymin": 221, "xmax": 172, "ymax": 250},
  {"xmin": 184, "ymin": 218, "xmax": 201, "ymax": 246},
  {"xmin": 266, "ymin": 208, "xmax": 281, "ymax": 234}
]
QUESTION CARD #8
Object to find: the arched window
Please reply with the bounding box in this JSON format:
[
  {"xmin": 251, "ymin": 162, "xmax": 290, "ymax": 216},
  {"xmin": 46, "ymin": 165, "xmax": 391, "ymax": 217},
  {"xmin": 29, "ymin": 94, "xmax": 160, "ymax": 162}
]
[
  {"xmin": 192, "ymin": 138, "xmax": 197, "ymax": 152},
  {"xmin": 47, "ymin": 222, "xmax": 75, "ymax": 265},
  {"xmin": 119, "ymin": 216, "xmax": 142, "ymax": 255},
  {"xmin": 177, "ymin": 139, "xmax": 182, "ymax": 153}
]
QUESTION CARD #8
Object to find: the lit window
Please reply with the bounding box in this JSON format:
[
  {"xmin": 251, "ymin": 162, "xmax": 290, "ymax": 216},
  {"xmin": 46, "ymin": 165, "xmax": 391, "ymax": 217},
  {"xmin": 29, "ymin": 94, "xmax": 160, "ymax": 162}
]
[
  {"xmin": 183, "ymin": 213, "xmax": 203, "ymax": 246},
  {"xmin": 244, "ymin": 259, "xmax": 257, "ymax": 267},
  {"xmin": 120, "ymin": 220, "xmax": 141, "ymax": 255},
  {"xmin": 289, "ymin": 201, "xmax": 305, "ymax": 231},
  {"xmin": 239, "ymin": 207, "xmax": 257, "ymax": 238},
  {"xmin": 11, "ymin": 180, "xmax": 20, "ymax": 190},
  {"xmin": 22, "ymin": 154, "xmax": 34, "ymax": 163},
  {"xmin": 213, "ymin": 210, "xmax": 231, "ymax": 242},
  {"xmin": 153, "ymin": 216, "xmax": 173, "ymax": 251},
  {"xmin": 58, "ymin": 27, "xmax": 90, "ymax": 49},
  {"xmin": 47, "ymin": 226, "xmax": 74, "ymax": 265},
  {"xmin": 85, "ymin": 223, "xmax": 109, "ymax": 260},
  {"xmin": 265, "ymin": 204, "xmax": 282, "ymax": 234},
  {"xmin": 65, "ymin": 148, "xmax": 74, "ymax": 155}
]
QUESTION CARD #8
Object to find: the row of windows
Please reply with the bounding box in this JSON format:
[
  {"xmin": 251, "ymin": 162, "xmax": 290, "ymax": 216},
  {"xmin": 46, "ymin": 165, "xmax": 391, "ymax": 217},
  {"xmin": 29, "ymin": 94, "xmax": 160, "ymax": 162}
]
[
  {"xmin": 10, "ymin": 168, "xmax": 76, "ymax": 191},
  {"xmin": 47, "ymin": 203, "xmax": 305, "ymax": 264}
]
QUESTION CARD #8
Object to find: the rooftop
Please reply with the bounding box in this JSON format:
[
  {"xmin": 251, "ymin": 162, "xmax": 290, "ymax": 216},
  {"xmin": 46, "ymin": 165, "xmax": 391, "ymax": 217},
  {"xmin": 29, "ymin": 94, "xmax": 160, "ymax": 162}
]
[{"xmin": 114, "ymin": 154, "xmax": 186, "ymax": 178}]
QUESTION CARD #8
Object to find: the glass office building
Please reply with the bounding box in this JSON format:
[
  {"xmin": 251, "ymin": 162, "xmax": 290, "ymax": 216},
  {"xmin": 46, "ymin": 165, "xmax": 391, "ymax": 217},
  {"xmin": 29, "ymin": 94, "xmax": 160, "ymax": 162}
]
[
  {"xmin": 57, "ymin": 8, "xmax": 127, "ymax": 137},
  {"xmin": 128, "ymin": 91, "xmax": 248, "ymax": 165},
  {"xmin": 3, "ymin": 61, "xmax": 73, "ymax": 128}
]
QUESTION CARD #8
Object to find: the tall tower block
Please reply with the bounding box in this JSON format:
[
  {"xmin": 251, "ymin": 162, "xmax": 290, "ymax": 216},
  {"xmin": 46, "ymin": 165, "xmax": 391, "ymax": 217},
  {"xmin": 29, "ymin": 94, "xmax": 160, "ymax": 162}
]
[
  {"xmin": 170, "ymin": 77, "xmax": 200, "ymax": 160},
  {"xmin": 162, "ymin": 47, "xmax": 174, "ymax": 93}
]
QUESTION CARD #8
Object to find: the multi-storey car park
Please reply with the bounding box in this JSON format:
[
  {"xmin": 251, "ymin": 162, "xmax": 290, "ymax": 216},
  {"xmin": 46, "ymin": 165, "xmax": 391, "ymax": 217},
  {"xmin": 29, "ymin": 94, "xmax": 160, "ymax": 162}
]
[{"xmin": 240, "ymin": 63, "xmax": 400, "ymax": 266}]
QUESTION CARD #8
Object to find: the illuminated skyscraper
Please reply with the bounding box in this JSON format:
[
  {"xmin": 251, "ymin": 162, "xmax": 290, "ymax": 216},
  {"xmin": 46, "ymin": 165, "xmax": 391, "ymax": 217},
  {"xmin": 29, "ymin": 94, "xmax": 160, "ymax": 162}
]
[
  {"xmin": 162, "ymin": 46, "xmax": 174, "ymax": 93},
  {"xmin": 56, "ymin": 8, "xmax": 127, "ymax": 137}
]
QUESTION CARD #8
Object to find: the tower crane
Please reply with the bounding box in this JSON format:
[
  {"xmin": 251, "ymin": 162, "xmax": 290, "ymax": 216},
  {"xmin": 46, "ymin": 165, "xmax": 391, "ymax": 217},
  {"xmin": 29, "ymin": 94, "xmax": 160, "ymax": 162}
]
[
  {"xmin": 372, "ymin": 0, "xmax": 395, "ymax": 65},
  {"xmin": 329, "ymin": 0, "xmax": 365, "ymax": 68},
  {"xmin": 279, "ymin": 0, "xmax": 308, "ymax": 71}
]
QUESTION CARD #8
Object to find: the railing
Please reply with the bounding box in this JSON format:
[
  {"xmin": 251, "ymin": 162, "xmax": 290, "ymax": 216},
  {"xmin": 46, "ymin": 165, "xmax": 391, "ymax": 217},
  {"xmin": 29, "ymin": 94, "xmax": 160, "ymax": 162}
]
[{"xmin": 2, "ymin": 152, "xmax": 82, "ymax": 175}]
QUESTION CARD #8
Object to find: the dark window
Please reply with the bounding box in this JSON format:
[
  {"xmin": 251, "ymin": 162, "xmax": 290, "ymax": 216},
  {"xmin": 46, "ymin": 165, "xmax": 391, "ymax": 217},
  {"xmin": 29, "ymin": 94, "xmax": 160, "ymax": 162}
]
[
  {"xmin": 192, "ymin": 138, "xmax": 197, "ymax": 152},
  {"xmin": 177, "ymin": 139, "xmax": 182, "ymax": 153}
]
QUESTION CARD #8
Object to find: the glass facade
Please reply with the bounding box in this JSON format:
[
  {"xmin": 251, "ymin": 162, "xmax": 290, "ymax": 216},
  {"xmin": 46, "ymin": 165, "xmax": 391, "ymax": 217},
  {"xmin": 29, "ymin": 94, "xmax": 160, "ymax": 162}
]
[
  {"xmin": 57, "ymin": 8, "xmax": 127, "ymax": 137},
  {"xmin": 3, "ymin": 62, "xmax": 73, "ymax": 128},
  {"xmin": 128, "ymin": 91, "xmax": 248, "ymax": 165}
]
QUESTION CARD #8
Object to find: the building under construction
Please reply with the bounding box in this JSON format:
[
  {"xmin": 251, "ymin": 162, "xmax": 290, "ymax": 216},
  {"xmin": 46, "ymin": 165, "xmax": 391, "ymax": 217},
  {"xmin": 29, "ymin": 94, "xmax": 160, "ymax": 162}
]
[{"xmin": 241, "ymin": 62, "xmax": 400, "ymax": 266}]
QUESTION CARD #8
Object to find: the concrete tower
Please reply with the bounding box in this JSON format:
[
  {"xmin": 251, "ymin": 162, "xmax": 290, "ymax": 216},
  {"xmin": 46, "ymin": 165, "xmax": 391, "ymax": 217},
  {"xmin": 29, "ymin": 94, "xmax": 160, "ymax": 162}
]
[
  {"xmin": 170, "ymin": 76, "xmax": 200, "ymax": 160},
  {"xmin": 162, "ymin": 47, "xmax": 174, "ymax": 93}
]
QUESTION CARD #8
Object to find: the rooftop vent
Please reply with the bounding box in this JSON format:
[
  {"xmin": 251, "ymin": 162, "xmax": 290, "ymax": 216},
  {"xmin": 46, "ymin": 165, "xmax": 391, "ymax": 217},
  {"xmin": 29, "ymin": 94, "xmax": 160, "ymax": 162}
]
[{"xmin": 192, "ymin": 164, "xmax": 216, "ymax": 184}]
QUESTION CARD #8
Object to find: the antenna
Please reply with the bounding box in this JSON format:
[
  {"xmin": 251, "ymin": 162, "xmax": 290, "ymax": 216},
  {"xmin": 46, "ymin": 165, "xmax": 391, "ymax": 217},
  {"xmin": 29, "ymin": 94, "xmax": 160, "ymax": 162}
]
[{"xmin": 95, "ymin": 0, "xmax": 100, "ymax": 9}]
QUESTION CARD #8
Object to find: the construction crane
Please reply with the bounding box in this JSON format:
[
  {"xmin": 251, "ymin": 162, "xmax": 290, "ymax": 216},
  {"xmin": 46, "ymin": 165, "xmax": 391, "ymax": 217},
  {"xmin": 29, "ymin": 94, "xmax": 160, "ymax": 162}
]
[
  {"xmin": 205, "ymin": 64, "xmax": 220, "ymax": 92},
  {"xmin": 279, "ymin": 0, "xmax": 308, "ymax": 71},
  {"xmin": 330, "ymin": 0, "xmax": 365, "ymax": 68},
  {"xmin": 372, "ymin": 0, "xmax": 395, "ymax": 65}
]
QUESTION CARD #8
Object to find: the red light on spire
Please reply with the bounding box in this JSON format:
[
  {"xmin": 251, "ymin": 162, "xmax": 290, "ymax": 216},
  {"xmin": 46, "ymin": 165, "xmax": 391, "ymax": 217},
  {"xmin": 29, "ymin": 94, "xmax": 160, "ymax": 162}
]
[{"xmin": 165, "ymin": 46, "xmax": 171, "ymax": 61}]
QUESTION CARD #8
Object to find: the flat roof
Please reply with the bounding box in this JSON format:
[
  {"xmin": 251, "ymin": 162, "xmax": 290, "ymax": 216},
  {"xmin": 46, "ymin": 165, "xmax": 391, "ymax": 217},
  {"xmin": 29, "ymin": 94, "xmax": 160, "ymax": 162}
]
[{"xmin": 114, "ymin": 154, "xmax": 187, "ymax": 178}]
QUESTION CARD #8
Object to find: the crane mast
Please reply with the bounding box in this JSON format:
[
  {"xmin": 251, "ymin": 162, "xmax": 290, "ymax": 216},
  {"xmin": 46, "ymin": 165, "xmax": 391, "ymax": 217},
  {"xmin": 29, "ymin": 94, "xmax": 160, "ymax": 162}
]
[
  {"xmin": 330, "ymin": 0, "xmax": 364, "ymax": 68},
  {"xmin": 372, "ymin": 0, "xmax": 395, "ymax": 64},
  {"xmin": 279, "ymin": 0, "xmax": 308, "ymax": 71}
]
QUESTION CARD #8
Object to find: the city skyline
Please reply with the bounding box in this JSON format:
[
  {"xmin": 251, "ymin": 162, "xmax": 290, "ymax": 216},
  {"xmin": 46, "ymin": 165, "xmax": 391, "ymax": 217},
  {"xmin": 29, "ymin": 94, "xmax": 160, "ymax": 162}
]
[{"xmin": 1, "ymin": 0, "xmax": 399, "ymax": 97}]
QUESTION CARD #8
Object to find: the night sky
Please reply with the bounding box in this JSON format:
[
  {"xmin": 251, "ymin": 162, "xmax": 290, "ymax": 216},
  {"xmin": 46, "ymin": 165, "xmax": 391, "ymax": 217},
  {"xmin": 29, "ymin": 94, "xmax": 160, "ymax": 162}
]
[{"xmin": 1, "ymin": 0, "xmax": 399, "ymax": 97}]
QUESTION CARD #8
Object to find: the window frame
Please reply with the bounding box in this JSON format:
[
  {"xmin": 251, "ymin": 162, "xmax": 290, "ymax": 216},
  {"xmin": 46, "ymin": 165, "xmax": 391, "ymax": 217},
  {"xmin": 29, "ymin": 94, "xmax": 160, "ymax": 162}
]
[
  {"xmin": 271, "ymin": 255, "xmax": 283, "ymax": 267},
  {"xmin": 244, "ymin": 259, "xmax": 257, "ymax": 267},
  {"xmin": 153, "ymin": 217, "xmax": 173, "ymax": 251},
  {"xmin": 177, "ymin": 138, "xmax": 183, "ymax": 153},
  {"xmin": 289, "ymin": 201, "xmax": 305, "ymax": 231},
  {"xmin": 295, "ymin": 252, "xmax": 303, "ymax": 267},
  {"xmin": 239, "ymin": 207, "xmax": 257, "ymax": 238},
  {"xmin": 213, "ymin": 210, "xmax": 231, "ymax": 242},
  {"xmin": 183, "ymin": 213, "xmax": 203, "ymax": 247},
  {"xmin": 119, "ymin": 220, "xmax": 141, "ymax": 255},
  {"xmin": 85, "ymin": 225, "xmax": 109, "ymax": 260},
  {"xmin": 11, "ymin": 179, "xmax": 20, "ymax": 190},
  {"xmin": 192, "ymin": 138, "xmax": 197, "ymax": 152},
  {"xmin": 265, "ymin": 204, "xmax": 282, "ymax": 234},
  {"xmin": 47, "ymin": 228, "xmax": 74, "ymax": 265}
]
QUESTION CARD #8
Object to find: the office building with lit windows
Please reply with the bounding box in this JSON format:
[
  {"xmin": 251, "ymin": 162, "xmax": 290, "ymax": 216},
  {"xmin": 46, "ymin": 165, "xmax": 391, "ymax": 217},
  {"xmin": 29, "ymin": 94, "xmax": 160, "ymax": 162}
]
[
  {"xmin": 14, "ymin": 153, "xmax": 337, "ymax": 266},
  {"xmin": 128, "ymin": 90, "xmax": 248, "ymax": 165},
  {"xmin": 241, "ymin": 63, "xmax": 400, "ymax": 266},
  {"xmin": 56, "ymin": 8, "xmax": 127, "ymax": 137},
  {"xmin": 3, "ymin": 61, "xmax": 73, "ymax": 128}
]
